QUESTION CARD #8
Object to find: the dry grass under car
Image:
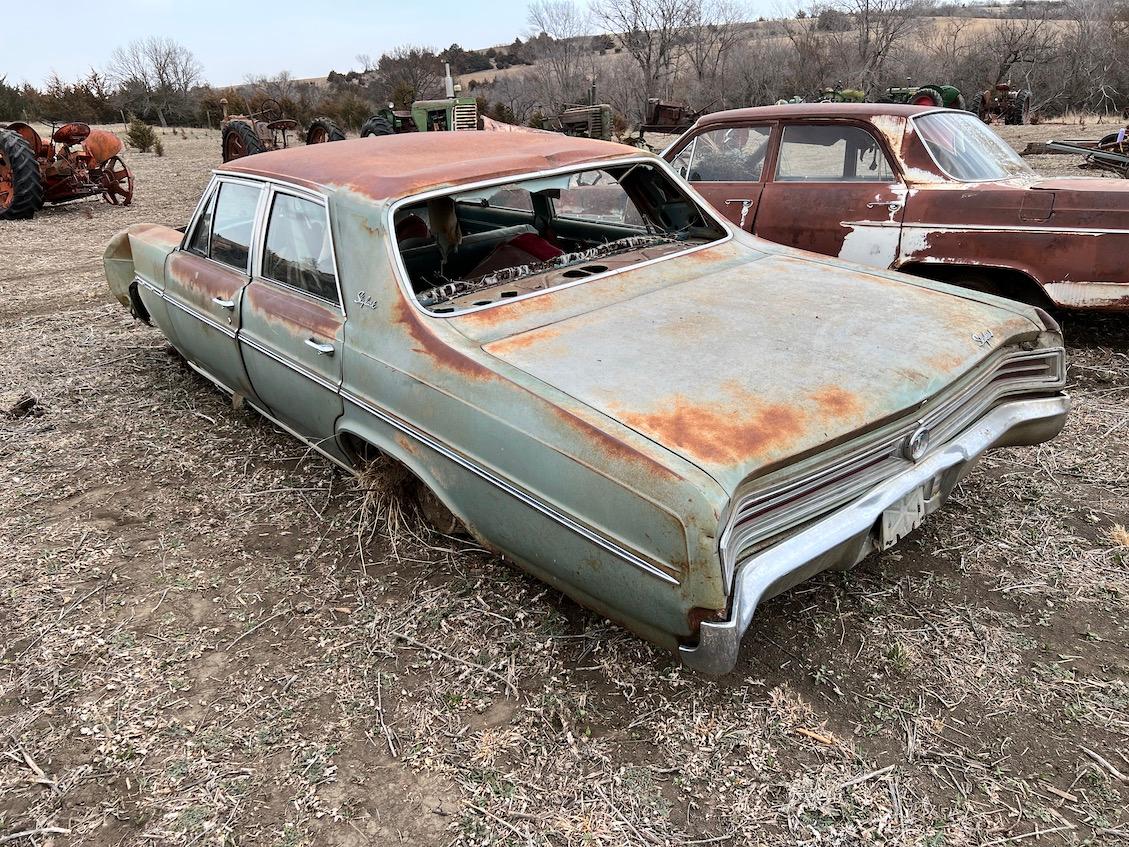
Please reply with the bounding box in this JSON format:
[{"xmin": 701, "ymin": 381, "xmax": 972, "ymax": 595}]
[{"xmin": 1, "ymin": 123, "xmax": 1128, "ymax": 846}]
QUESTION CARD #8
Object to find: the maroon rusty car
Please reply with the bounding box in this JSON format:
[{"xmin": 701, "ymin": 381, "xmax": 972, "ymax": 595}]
[{"xmin": 664, "ymin": 103, "xmax": 1129, "ymax": 310}]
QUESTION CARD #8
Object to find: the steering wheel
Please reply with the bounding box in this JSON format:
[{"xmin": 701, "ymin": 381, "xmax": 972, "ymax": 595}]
[{"xmin": 252, "ymin": 98, "xmax": 284, "ymax": 123}]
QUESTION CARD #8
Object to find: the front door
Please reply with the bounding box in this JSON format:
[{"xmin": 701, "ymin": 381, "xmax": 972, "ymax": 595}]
[
  {"xmin": 239, "ymin": 187, "xmax": 346, "ymax": 460},
  {"xmin": 163, "ymin": 179, "xmax": 264, "ymax": 399},
  {"xmin": 755, "ymin": 122, "xmax": 906, "ymax": 268},
  {"xmin": 671, "ymin": 124, "xmax": 774, "ymax": 233}
]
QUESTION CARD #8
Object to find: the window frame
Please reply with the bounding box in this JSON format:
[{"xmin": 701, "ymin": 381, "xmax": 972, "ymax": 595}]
[
  {"xmin": 772, "ymin": 121, "xmax": 899, "ymax": 184},
  {"xmin": 385, "ymin": 155, "xmax": 733, "ymax": 320},
  {"xmin": 179, "ymin": 175, "xmax": 268, "ymax": 275},
  {"xmin": 680, "ymin": 124, "xmax": 775, "ymax": 184},
  {"xmin": 256, "ymin": 184, "xmax": 344, "ymax": 309}
]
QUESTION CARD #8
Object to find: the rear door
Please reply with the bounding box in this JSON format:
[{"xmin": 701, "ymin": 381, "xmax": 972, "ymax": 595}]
[
  {"xmin": 239, "ymin": 184, "xmax": 346, "ymax": 460},
  {"xmin": 755, "ymin": 122, "xmax": 906, "ymax": 267},
  {"xmin": 670, "ymin": 124, "xmax": 774, "ymax": 232},
  {"xmin": 164, "ymin": 178, "xmax": 264, "ymax": 399}
]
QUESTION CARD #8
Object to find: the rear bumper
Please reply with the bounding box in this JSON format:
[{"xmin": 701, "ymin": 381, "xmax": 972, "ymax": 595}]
[{"xmin": 679, "ymin": 393, "xmax": 1070, "ymax": 676}]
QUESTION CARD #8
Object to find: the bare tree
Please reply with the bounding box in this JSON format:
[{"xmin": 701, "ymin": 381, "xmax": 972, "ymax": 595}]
[
  {"xmin": 592, "ymin": 0, "xmax": 696, "ymax": 110},
  {"xmin": 817, "ymin": 0, "xmax": 933, "ymax": 91},
  {"xmin": 527, "ymin": 0, "xmax": 591, "ymax": 108},
  {"xmin": 684, "ymin": 0, "xmax": 747, "ymax": 87},
  {"xmin": 371, "ymin": 45, "xmax": 442, "ymax": 107},
  {"xmin": 245, "ymin": 70, "xmax": 297, "ymax": 102},
  {"xmin": 107, "ymin": 36, "xmax": 202, "ymax": 125},
  {"xmin": 481, "ymin": 71, "xmax": 542, "ymax": 123}
]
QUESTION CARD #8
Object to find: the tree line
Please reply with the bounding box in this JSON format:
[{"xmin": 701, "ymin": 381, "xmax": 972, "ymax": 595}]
[{"xmin": 2, "ymin": 1, "xmax": 1127, "ymax": 135}]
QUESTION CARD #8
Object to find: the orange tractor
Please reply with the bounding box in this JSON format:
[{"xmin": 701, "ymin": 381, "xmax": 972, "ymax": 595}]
[
  {"xmin": 0, "ymin": 121, "xmax": 133, "ymax": 220},
  {"xmin": 220, "ymin": 98, "xmax": 346, "ymax": 162}
]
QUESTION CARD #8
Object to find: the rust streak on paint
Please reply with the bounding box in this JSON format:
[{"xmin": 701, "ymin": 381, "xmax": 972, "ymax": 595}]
[
  {"xmin": 392, "ymin": 297, "xmax": 499, "ymax": 382},
  {"xmin": 616, "ymin": 394, "xmax": 807, "ymax": 467},
  {"xmin": 547, "ymin": 404, "xmax": 682, "ymax": 482},
  {"xmin": 246, "ymin": 283, "xmax": 340, "ymax": 339},
  {"xmin": 483, "ymin": 325, "xmax": 563, "ymax": 355},
  {"xmin": 811, "ymin": 385, "xmax": 862, "ymax": 419}
]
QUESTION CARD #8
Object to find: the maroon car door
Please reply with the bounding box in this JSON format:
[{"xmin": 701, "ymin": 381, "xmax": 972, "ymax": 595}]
[
  {"xmin": 755, "ymin": 122, "xmax": 906, "ymax": 267},
  {"xmin": 670, "ymin": 125, "xmax": 774, "ymax": 232}
]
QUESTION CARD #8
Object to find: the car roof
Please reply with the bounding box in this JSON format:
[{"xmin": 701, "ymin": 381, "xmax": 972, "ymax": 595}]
[
  {"xmin": 696, "ymin": 102, "xmax": 932, "ymax": 126},
  {"xmin": 222, "ymin": 131, "xmax": 643, "ymax": 201}
]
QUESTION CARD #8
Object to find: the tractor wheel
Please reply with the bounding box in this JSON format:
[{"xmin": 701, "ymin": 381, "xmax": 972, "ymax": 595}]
[
  {"xmin": 0, "ymin": 130, "xmax": 45, "ymax": 220},
  {"xmin": 222, "ymin": 121, "xmax": 266, "ymax": 162},
  {"xmin": 99, "ymin": 155, "xmax": 134, "ymax": 206},
  {"xmin": 360, "ymin": 115, "xmax": 394, "ymax": 138},
  {"xmin": 1006, "ymin": 91, "xmax": 1032, "ymax": 125},
  {"xmin": 1099, "ymin": 131, "xmax": 1124, "ymax": 151},
  {"xmin": 305, "ymin": 118, "xmax": 346, "ymax": 145},
  {"xmin": 911, "ymin": 88, "xmax": 944, "ymax": 108},
  {"xmin": 954, "ymin": 93, "xmax": 967, "ymax": 111}
]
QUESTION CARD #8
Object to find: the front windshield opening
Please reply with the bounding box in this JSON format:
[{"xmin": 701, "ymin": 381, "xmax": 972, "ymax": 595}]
[
  {"xmin": 913, "ymin": 111, "xmax": 1033, "ymax": 182},
  {"xmin": 393, "ymin": 162, "xmax": 727, "ymax": 314}
]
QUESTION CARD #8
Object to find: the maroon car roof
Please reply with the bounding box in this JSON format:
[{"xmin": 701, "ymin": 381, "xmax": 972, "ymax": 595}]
[
  {"xmin": 222, "ymin": 132, "xmax": 642, "ymax": 202},
  {"xmin": 697, "ymin": 102, "xmax": 932, "ymax": 126}
]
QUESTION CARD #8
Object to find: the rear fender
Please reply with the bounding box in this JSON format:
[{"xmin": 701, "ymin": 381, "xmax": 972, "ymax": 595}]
[
  {"xmin": 103, "ymin": 223, "xmax": 184, "ymax": 319},
  {"xmin": 83, "ymin": 130, "xmax": 124, "ymax": 166}
]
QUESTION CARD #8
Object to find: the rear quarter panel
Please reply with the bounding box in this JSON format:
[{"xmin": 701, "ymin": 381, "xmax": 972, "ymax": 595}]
[{"xmin": 104, "ymin": 223, "xmax": 183, "ymax": 337}]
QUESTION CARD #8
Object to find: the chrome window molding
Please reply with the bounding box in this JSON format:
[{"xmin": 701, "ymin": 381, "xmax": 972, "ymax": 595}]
[
  {"xmin": 719, "ymin": 346, "xmax": 1066, "ymax": 584},
  {"xmin": 251, "ymin": 181, "xmax": 346, "ymax": 312},
  {"xmin": 384, "ymin": 155, "xmax": 734, "ymax": 320},
  {"xmin": 178, "ymin": 175, "xmax": 270, "ymax": 276}
]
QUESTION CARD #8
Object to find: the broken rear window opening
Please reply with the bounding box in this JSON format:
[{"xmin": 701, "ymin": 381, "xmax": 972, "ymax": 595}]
[
  {"xmin": 393, "ymin": 162, "xmax": 728, "ymax": 314},
  {"xmin": 913, "ymin": 111, "xmax": 1034, "ymax": 183}
]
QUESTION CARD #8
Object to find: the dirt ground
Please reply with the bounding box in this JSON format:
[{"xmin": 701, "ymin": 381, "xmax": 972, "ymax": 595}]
[{"xmin": 1, "ymin": 121, "xmax": 1128, "ymax": 846}]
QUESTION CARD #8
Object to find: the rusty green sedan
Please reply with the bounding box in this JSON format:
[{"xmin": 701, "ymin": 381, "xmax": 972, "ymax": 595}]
[{"xmin": 104, "ymin": 132, "xmax": 1069, "ymax": 675}]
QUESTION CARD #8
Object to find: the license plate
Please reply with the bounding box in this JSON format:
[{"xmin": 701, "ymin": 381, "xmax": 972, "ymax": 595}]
[{"xmin": 880, "ymin": 487, "xmax": 926, "ymax": 550}]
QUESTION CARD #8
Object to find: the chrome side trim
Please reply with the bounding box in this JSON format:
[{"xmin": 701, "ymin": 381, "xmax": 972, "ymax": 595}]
[
  {"xmin": 385, "ymin": 155, "xmax": 735, "ymax": 320},
  {"xmin": 903, "ymin": 222, "xmax": 1129, "ymax": 237},
  {"xmin": 339, "ymin": 387, "xmax": 681, "ymax": 585},
  {"xmin": 163, "ymin": 294, "xmax": 238, "ymax": 338},
  {"xmin": 682, "ymin": 393, "xmax": 1071, "ymax": 675},
  {"xmin": 239, "ymin": 334, "xmax": 341, "ymax": 392}
]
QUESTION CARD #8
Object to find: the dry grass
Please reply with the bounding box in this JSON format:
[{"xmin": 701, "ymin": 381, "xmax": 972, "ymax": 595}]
[{"xmin": 1, "ymin": 123, "xmax": 1127, "ymax": 846}]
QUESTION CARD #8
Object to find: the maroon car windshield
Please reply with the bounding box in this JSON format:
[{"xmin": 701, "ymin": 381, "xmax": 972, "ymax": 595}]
[{"xmin": 914, "ymin": 112, "xmax": 1033, "ymax": 182}]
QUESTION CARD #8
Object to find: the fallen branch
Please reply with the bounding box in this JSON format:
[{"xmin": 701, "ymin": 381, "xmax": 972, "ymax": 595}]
[
  {"xmin": 0, "ymin": 827, "xmax": 71, "ymax": 844},
  {"xmin": 390, "ymin": 630, "xmax": 517, "ymax": 697},
  {"xmin": 838, "ymin": 764, "xmax": 895, "ymax": 790},
  {"xmin": 1081, "ymin": 745, "xmax": 1129, "ymax": 783},
  {"xmin": 981, "ymin": 823, "xmax": 1075, "ymax": 846}
]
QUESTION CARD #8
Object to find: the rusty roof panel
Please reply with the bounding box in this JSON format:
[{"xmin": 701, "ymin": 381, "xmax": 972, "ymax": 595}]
[{"xmin": 223, "ymin": 133, "xmax": 641, "ymax": 201}]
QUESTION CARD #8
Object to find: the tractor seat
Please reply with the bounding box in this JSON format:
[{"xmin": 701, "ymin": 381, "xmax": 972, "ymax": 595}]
[
  {"xmin": 267, "ymin": 119, "xmax": 298, "ymax": 131},
  {"xmin": 53, "ymin": 122, "xmax": 91, "ymax": 145}
]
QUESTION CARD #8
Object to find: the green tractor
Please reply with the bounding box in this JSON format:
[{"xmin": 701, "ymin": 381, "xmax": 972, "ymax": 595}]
[
  {"xmin": 880, "ymin": 81, "xmax": 967, "ymax": 111},
  {"xmin": 816, "ymin": 86, "xmax": 866, "ymax": 103},
  {"xmin": 360, "ymin": 64, "xmax": 480, "ymax": 137}
]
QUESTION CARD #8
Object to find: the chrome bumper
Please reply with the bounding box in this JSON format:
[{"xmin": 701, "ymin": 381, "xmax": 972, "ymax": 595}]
[{"xmin": 679, "ymin": 394, "xmax": 1071, "ymax": 676}]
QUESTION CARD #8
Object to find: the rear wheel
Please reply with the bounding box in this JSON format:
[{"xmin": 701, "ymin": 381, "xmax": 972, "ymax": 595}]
[
  {"xmin": 222, "ymin": 121, "xmax": 266, "ymax": 162},
  {"xmin": 954, "ymin": 93, "xmax": 967, "ymax": 111},
  {"xmin": 99, "ymin": 155, "xmax": 134, "ymax": 206},
  {"xmin": 1006, "ymin": 91, "xmax": 1031, "ymax": 125},
  {"xmin": 0, "ymin": 130, "xmax": 44, "ymax": 220},
  {"xmin": 305, "ymin": 117, "xmax": 346, "ymax": 145},
  {"xmin": 911, "ymin": 88, "xmax": 944, "ymax": 108},
  {"xmin": 360, "ymin": 115, "xmax": 394, "ymax": 137}
]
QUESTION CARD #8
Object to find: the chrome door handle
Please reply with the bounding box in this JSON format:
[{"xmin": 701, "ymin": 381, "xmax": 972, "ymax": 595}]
[
  {"xmin": 867, "ymin": 201, "xmax": 904, "ymax": 211},
  {"xmin": 305, "ymin": 338, "xmax": 335, "ymax": 356},
  {"xmin": 724, "ymin": 199, "xmax": 753, "ymax": 206},
  {"xmin": 211, "ymin": 296, "xmax": 236, "ymax": 310}
]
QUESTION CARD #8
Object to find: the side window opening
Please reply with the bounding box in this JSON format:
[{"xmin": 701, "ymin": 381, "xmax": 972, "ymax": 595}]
[
  {"xmin": 775, "ymin": 124, "xmax": 895, "ymax": 182},
  {"xmin": 262, "ymin": 193, "xmax": 339, "ymax": 304},
  {"xmin": 394, "ymin": 162, "xmax": 726, "ymax": 314},
  {"xmin": 209, "ymin": 182, "xmax": 262, "ymax": 271},
  {"xmin": 686, "ymin": 126, "xmax": 772, "ymax": 182},
  {"xmin": 187, "ymin": 187, "xmax": 217, "ymax": 257}
]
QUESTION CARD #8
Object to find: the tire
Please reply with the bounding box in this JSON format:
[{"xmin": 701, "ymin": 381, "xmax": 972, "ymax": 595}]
[
  {"xmin": 0, "ymin": 130, "xmax": 45, "ymax": 220},
  {"xmin": 305, "ymin": 117, "xmax": 346, "ymax": 145},
  {"xmin": 360, "ymin": 115, "xmax": 394, "ymax": 138},
  {"xmin": 954, "ymin": 93, "xmax": 967, "ymax": 111},
  {"xmin": 911, "ymin": 88, "xmax": 944, "ymax": 108},
  {"xmin": 1006, "ymin": 91, "xmax": 1031, "ymax": 126},
  {"xmin": 222, "ymin": 121, "xmax": 266, "ymax": 162}
]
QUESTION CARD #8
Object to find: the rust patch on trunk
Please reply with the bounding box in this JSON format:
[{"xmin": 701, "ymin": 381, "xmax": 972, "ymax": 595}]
[
  {"xmin": 615, "ymin": 393, "xmax": 806, "ymax": 467},
  {"xmin": 811, "ymin": 385, "xmax": 862, "ymax": 419},
  {"xmin": 482, "ymin": 325, "xmax": 562, "ymax": 355}
]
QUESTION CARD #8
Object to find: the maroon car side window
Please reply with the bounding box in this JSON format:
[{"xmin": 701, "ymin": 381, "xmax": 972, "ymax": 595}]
[
  {"xmin": 775, "ymin": 125, "xmax": 895, "ymax": 182},
  {"xmin": 686, "ymin": 126, "xmax": 772, "ymax": 182}
]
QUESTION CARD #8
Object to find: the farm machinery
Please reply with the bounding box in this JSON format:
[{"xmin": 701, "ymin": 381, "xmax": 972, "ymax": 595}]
[
  {"xmin": 977, "ymin": 83, "xmax": 1033, "ymax": 125},
  {"xmin": 1048, "ymin": 127, "xmax": 1129, "ymax": 178},
  {"xmin": 880, "ymin": 81, "xmax": 966, "ymax": 110},
  {"xmin": 0, "ymin": 121, "xmax": 133, "ymax": 220},
  {"xmin": 220, "ymin": 98, "xmax": 346, "ymax": 162},
  {"xmin": 360, "ymin": 65, "xmax": 479, "ymax": 137}
]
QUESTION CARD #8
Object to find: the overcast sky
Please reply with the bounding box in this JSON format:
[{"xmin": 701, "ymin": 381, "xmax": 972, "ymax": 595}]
[{"xmin": 4, "ymin": 0, "xmax": 782, "ymax": 88}]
